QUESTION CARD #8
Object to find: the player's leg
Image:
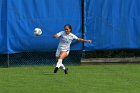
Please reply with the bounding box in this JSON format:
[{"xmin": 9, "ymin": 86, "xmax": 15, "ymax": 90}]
[
  {"xmin": 59, "ymin": 51, "xmax": 69, "ymax": 74},
  {"xmin": 54, "ymin": 49, "xmax": 69, "ymax": 74},
  {"xmin": 59, "ymin": 51, "xmax": 68, "ymax": 59},
  {"xmin": 56, "ymin": 51, "xmax": 68, "ymax": 68},
  {"xmin": 54, "ymin": 49, "xmax": 60, "ymax": 73},
  {"xmin": 54, "ymin": 49, "xmax": 68, "ymax": 73}
]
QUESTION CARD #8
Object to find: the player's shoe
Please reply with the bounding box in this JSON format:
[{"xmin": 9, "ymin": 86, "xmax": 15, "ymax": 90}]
[
  {"xmin": 64, "ymin": 68, "xmax": 68, "ymax": 74},
  {"xmin": 54, "ymin": 67, "xmax": 58, "ymax": 73}
]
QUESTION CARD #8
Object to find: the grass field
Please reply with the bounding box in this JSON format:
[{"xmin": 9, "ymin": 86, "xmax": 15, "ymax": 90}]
[{"xmin": 0, "ymin": 64, "xmax": 140, "ymax": 93}]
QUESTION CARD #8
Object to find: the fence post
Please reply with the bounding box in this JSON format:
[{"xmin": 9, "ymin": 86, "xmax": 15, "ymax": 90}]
[
  {"xmin": 81, "ymin": 0, "xmax": 85, "ymax": 58},
  {"xmin": 6, "ymin": 54, "xmax": 10, "ymax": 67}
]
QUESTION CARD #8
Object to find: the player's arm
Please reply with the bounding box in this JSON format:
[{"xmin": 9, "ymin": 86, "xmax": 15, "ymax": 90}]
[
  {"xmin": 53, "ymin": 31, "xmax": 63, "ymax": 38},
  {"xmin": 77, "ymin": 38, "xmax": 92, "ymax": 43}
]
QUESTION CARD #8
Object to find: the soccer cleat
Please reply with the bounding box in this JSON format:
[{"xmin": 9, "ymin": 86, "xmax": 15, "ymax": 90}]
[
  {"xmin": 64, "ymin": 68, "xmax": 68, "ymax": 74},
  {"xmin": 54, "ymin": 67, "xmax": 58, "ymax": 73}
]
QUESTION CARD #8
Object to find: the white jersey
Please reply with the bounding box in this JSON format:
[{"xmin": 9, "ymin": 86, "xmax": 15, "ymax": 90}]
[{"xmin": 56, "ymin": 31, "xmax": 78, "ymax": 50}]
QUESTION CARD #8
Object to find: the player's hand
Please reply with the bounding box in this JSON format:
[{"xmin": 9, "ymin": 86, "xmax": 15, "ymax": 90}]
[
  {"xmin": 53, "ymin": 34, "xmax": 59, "ymax": 38},
  {"xmin": 87, "ymin": 40, "xmax": 92, "ymax": 43}
]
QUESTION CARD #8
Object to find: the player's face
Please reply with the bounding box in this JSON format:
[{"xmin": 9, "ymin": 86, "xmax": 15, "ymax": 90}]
[{"xmin": 64, "ymin": 26, "xmax": 71, "ymax": 34}]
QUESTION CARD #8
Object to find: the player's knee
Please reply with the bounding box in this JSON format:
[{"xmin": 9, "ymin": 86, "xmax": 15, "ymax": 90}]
[
  {"xmin": 59, "ymin": 53, "xmax": 67, "ymax": 59},
  {"xmin": 59, "ymin": 55, "xmax": 67, "ymax": 59}
]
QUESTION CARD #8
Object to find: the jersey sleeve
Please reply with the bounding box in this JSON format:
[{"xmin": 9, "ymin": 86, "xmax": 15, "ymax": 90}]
[
  {"xmin": 72, "ymin": 34, "xmax": 78, "ymax": 40},
  {"xmin": 56, "ymin": 31, "xmax": 64, "ymax": 37}
]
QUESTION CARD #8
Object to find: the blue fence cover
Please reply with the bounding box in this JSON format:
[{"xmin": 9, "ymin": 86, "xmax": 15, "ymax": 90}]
[
  {"xmin": 0, "ymin": 0, "xmax": 140, "ymax": 54},
  {"xmin": 85, "ymin": 0, "xmax": 140, "ymax": 50},
  {"xmin": 0, "ymin": 0, "xmax": 8, "ymax": 53},
  {"xmin": 0, "ymin": 0, "xmax": 82, "ymax": 54}
]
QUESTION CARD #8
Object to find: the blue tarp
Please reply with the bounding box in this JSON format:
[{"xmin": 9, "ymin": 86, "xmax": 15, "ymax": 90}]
[
  {"xmin": 84, "ymin": 0, "xmax": 140, "ymax": 50},
  {"xmin": 0, "ymin": 0, "xmax": 8, "ymax": 53},
  {"xmin": 0, "ymin": 0, "xmax": 82, "ymax": 54},
  {"xmin": 0, "ymin": 0, "xmax": 140, "ymax": 54}
]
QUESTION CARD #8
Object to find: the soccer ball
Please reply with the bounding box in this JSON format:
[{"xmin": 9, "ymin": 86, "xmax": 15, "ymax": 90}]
[{"xmin": 34, "ymin": 28, "xmax": 42, "ymax": 36}]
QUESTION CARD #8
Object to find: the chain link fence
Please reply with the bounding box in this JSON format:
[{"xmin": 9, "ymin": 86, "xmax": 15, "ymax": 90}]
[
  {"xmin": 84, "ymin": 49, "xmax": 140, "ymax": 58},
  {"xmin": 0, "ymin": 51, "xmax": 82, "ymax": 67},
  {"xmin": 1, "ymin": 49, "xmax": 140, "ymax": 67}
]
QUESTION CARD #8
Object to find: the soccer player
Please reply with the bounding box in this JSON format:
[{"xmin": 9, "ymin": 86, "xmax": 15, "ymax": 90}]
[{"xmin": 53, "ymin": 24, "xmax": 92, "ymax": 74}]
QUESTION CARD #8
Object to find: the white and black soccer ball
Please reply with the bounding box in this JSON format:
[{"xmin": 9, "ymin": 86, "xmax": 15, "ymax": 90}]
[{"xmin": 34, "ymin": 28, "xmax": 42, "ymax": 36}]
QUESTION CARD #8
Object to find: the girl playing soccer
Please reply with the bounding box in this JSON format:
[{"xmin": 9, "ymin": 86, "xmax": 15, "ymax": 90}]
[{"xmin": 53, "ymin": 24, "xmax": 92, "ymax": 74}]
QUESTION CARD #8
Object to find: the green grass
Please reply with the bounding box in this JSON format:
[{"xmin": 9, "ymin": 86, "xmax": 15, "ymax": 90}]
[{"xmin": 0, "ymin": 64, "xmax": 140, "ymax": 93}]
